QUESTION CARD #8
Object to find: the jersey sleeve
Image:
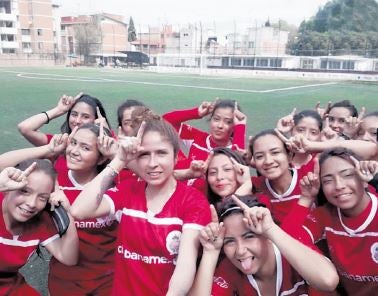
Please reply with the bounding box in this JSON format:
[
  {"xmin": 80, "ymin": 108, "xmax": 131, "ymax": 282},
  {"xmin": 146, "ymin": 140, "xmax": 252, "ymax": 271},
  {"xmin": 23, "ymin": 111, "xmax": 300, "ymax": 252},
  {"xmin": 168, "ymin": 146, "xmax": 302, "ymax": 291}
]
[
  {"xmin": 163, "ymin": 107, "xmax": 201, "ymax": 131},
  {"xmin": 231, "ymin": 124, "xmax": 246, "ymax": 149},
  {"xmin": 181, "ymin": 188, "xmax": 211, "ymax": 230},
  {"xmin": 38, "ymin": 212, "xmax": 60, "ymax": 247},
  {"xmin": 211, "ymin": 259, "xmax": 239, "ymax": 296},
  {"xmin": 301, "ymin": 207, "xmax": 328, "ymax": 244}
]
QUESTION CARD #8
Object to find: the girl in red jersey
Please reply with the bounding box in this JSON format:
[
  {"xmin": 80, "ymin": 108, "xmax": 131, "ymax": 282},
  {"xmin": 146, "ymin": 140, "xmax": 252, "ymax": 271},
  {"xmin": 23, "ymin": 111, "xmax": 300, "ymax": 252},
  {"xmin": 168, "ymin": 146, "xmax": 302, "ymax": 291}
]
[
  {"xmin": 287, "ymin": 148, "xmax": 378, "ymax": 296},
  {"xmin": 116, "ymin": 99, "xmax": 146, "ymax": 136},
  {"xmin": 70, "ymin": 119, "xmax": 211, "ymax": 295},
  {"xmin": 189, "ymin": 195, "xmax": 339, "ymax": 296},
  {"xmin": 163, "ymin": 99, "xmax": 246, "ymax": 166},
  {"xmin": 0, "ymin": 159, "xmax": 78, "ymax": 296},
  {"xmin": 0, "ymin": 123, "xmax": 118, "ymax": 295},
  {"xmin": 18, "ymin": 93, "xmax": 111, "ymax": 146}
]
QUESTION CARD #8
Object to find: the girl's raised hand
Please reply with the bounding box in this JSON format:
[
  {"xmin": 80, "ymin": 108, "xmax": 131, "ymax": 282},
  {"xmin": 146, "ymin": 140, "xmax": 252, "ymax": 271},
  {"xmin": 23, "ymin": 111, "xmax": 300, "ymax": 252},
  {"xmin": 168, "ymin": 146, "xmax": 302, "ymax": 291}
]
[
  {"xmin": 321, "ymin": 117, "xmax": 339, "ymax": 141},
  {"xmin": 49, "ymin": 179, "xmax": 70, "ymax": 211},
  {"xmin": 344, "ymin": 107, "xmax": 365, "ymax": 139},
  {"xmin": 299, "ymin": 156, "xmax": 320, "ymax": 204},
  {"xmin": 0, "ymin": 162, "xmax": 36, "ymax": 192},
  {"xmin": 233, "ymin": 101, "xmax": 247, "ymax": 125},
  {"xmin": 276, "ymin": 107, "xmax": 296, "ymax": 134},
  {"xmin": 231, "ymin": 195, "xmax": 274, "ymax": 235},
  {"xmin": 350, "ymin": 156, "xmax": 377, "ymax": 183},
  {"xmin": 199, "ymin": 205, "xmax": 225, "ymax": 252},
  {"xmin": 117, "ymin": 121, "xmax": 145, "ymax": 165},
  {"xmin": 97, "ymin": 122, "xmax": 118, "ymax": 159},
  {"xmin": 315, "ymin": 101, "xmax": 332, "ymax": 119},
  {"xmin": 198, "ymin": 101, "xmax": 213, "ymax": 118},
  {"xmin": 48, "ymin": 133, "xmax": 69, "ymax": 156}
]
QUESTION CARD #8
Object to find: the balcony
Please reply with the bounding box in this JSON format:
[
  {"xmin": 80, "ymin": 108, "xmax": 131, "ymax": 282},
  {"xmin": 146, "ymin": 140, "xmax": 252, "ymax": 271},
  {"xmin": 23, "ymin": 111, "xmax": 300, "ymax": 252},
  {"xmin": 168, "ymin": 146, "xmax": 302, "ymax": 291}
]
[
  {"xmin": 1, "ymin": 41, "xmax": 19, "ymax": 48},
  {"xmin": 0, "ymin": 27, "xmax": 17, "ymax": 35},
  {"xmin": 21, "ymin": 35, "xmax": 31, "ymax": 42}
]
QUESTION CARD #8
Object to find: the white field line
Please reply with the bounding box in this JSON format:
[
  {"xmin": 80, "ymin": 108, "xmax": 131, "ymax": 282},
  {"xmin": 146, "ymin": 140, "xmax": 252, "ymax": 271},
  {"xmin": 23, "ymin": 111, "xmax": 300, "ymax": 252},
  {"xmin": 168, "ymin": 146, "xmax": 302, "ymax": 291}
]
[{"xmin": 2, "ymin": 70, "xmax": 337, "ymax": 94}]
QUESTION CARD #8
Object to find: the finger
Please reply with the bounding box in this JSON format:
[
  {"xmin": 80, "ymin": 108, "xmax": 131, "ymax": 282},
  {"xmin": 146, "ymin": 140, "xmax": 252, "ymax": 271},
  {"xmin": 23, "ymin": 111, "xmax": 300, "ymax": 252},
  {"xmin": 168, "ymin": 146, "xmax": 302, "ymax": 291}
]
[
  {"xmin": 74, "ymin": 92, "xmax": 83, "ymax": 101},
  {"xmin": 136, "ymin": 121, "xmax": 146, "ymax": 141},
  {"xmin": 324, "ymin": 117, "xmax": 330, "ymax": 128},
  {"xmin": 234, "ymin": 101, "xmax": 238, "ymax": 111},
  {"xmin": 69, "ymin": 126, "xmax": 79, "ymax": 140},
  {"xmin": 210, "ymin": 204, "xmax": 219, "ymax": 223},
  {"xmin": 230, "ymin": 157, "xmax": 243, "ymax": 174},
  {"xmin": 96, "ymin": 106, "xmax": 104, "ymax": 119},
  {"xmin": 325, "ymin": 101, "xmax": 332, "ymax": 114},
  {"xmin": 203, "ymin": 151, "xmax": 214, "ymax": 171},
  {"xmin": 290, "ymin": 107, "xmax": 297, "ymax": 116},
  {"xmin": 358, "ymin": 106, "xmax": 366, "ymax": 120},
  {"xmin": 22, "ymin": 162, "xmax": 37, "ymax": 177},
  {"xmin": 99, "ymin": 121, "xmax": 104, "ymax": 139},
  {"xmin": 315, "ymin": 101, "xmax": 320, "ymax": 110},
  {"xmin": 313, "ymin": 155, "xmax": 320, "ymax": 176},
  {"xmin": 350, "ymin": 156, "xmax": 361, "ymax": 170},
  {"xmin": 274, "ymin": 128, "xmax": 288, "ymax": 143},
  {"xmin": 118, "ymin": 126, "xmax": 125, "ymax": 138},
  {"xmin": 231, "ymin": 194, "xmax": 249, "ymax": 211},
  {"xmin": 54, "ymin": 178, "xmax": 60, "ymax": 192}
]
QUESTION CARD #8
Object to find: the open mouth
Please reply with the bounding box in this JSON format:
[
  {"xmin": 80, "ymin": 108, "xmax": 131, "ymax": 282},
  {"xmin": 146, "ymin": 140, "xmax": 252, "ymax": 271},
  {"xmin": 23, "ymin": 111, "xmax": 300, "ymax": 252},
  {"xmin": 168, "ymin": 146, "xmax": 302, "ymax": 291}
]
[
  {"xmin": 238, "ymin": 256, "xmax": 255, "ymax": 271},
  {"xmin": 18, "ymin": 206, "xmax": 34, "ymax": 218}
]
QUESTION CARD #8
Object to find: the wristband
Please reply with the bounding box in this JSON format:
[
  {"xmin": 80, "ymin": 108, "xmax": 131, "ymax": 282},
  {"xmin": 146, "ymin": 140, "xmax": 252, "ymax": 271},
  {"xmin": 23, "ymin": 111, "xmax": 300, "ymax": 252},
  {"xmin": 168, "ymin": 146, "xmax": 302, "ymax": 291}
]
[{"xmin": 42, "ymin": 111, "xmax": 50, "ymax": 124}]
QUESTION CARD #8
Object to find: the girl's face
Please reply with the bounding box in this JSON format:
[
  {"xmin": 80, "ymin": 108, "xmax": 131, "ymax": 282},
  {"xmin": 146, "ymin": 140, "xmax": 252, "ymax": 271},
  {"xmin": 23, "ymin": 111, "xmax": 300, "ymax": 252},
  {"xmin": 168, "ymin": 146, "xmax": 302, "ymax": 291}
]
[
  {"xmin": 207, "ymin": 154, "xmax": 238, "ymax": 198},
  {"xmin": 328, "ymin": 107, "xmax": 352, "ymax": 134},
  {"xmin": 137, "ymin": 131, "xmax": 176, "ymax": 187},
  {"xmin": 252, "ymin": 134, "xmax": 290, "ymax": 180},
  {"xmin": 5, "ymin": 171, "xmax": 53, "ymax": 223},
  {"xmin": 68, "ymin": 102, "xmax": 96, "ymax": 130},
  {"xmin": 66, "ymin": 128, "xmax": 101, "ymax": 172},
  {"xmin": 292, "ymin": 117, "xmax": 321, "ymax": 141},
  {"xmin": 223, "ymin": 213, "xmax": 269, "ymax": 275},
  {"xmin": 357, "ymin": 116, "xmax": 377, "ymax": 143},
  {"xmin": 320, "ymin": 156, "xmax": 367, "ymax": 216},
  {"xmin": 209, "ymin": 107, "xmax": 234, "ymax": 144},
  {"xmin": 121, "ymin": 107, "xmax": 136, "ymax": 136}
]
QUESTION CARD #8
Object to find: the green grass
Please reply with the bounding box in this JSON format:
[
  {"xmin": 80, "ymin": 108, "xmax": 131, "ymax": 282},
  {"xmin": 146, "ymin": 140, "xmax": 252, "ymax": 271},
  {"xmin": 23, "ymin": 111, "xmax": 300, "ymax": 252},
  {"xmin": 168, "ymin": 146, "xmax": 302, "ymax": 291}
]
[{"xmin": 0, "ymin": 66, "xmax": 377, "ymax": 153}]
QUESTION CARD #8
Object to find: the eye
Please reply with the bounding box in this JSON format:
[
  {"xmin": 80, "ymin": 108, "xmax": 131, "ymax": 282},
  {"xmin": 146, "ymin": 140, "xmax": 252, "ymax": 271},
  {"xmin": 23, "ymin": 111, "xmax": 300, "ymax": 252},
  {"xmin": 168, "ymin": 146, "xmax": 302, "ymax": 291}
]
[
  {"xmin": 70, "ymin": 138, "xmax": 77, "ymax": 145},
  {"xmin": 208, "ymin": 170, "xmax": 217, "ymax": 176},
  {"xmin": 82, "ymin": 145, "xmax": 90, "ymax": 151},
  {"xmin": 39, "ymin": 196, "xmax": 49, "ymax": 202},
  {"xmin": 212, "ymin": 117, "xmax": 220, "ymax": 122},
  {"xmin": 223, "ymin": 239, "xmax": 235, "ymax": 246}
]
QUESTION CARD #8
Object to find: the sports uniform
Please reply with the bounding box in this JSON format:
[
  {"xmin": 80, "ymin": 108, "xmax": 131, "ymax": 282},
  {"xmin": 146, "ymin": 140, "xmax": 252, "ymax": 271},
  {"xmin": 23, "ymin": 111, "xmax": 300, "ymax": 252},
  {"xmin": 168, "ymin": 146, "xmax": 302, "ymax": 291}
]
[
  {"xmin": 49, "ymin": 170, "xmax": 118, "ymax": 296},
  {"xmin": 163, "ymin": 107, "xmax": 246, "ymax": 164},
  {"xmin": 289, "ymin": 192, "xmax": 378, "ymax": 296},
  {"xmin": 0, "ymin": 193, "xmax": 59, "ymax": 296},
  {"xmin": 104, "ymin": 179, "xmax": 211, "ymax": 295},
  {"xmin": 211, "ymin": 244, "xmax": 308, "ymax": 296}
]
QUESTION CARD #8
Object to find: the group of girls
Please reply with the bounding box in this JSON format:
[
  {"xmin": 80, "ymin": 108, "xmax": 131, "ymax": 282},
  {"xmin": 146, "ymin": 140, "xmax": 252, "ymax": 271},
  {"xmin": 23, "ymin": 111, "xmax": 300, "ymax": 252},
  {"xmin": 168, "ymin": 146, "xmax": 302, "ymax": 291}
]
[{"xmin": 0, "ymin": 92, "xmax": 376, "ymax": 296}]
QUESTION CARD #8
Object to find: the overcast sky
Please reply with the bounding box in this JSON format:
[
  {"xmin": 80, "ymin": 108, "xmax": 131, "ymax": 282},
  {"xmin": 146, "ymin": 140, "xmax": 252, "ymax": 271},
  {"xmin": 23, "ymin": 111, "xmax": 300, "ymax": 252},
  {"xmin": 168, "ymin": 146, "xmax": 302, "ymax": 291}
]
[{"xmin": 58, "ymin": 0, "xmax": 330, "ymax": 34}]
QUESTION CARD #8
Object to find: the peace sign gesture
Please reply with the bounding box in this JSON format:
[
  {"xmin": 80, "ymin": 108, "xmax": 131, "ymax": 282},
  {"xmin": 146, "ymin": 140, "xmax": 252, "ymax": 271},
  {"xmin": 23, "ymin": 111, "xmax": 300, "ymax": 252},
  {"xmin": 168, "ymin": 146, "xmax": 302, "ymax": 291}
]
[
  {"xmin": 94, "ymin": 106, "xmax": 110, "ymax": 130},
  {"xmin": 350, "ymin": 156, "xmax": 377, "ymax": 183},
  {"xmin": 0, "ymin": 162, "xmax": 37, "ymax": 192},
  {"xmin": 321, "ymin": 117, "xmax": 338, "ymax": 141},
  {"xmin": 344, "ymin": 107, "xmax": 365, "ymax": 139},
  {"xmin": 231, "ymin": 195, "xmax": 275, "ymax": 236},
  {"xmin": 97, "ymin": 122, "xmax": 118, "ymax": 159},
  {"xmin": 56, "ymin": 92, "xmax": 83, "ymax": 115},
  {"xmin": 199, "ymin": 205, "xmax": 225, "ymax": 252},
  {"xmin": 315, "ymin": 101, "xmax": 332, "ymax": 119}
]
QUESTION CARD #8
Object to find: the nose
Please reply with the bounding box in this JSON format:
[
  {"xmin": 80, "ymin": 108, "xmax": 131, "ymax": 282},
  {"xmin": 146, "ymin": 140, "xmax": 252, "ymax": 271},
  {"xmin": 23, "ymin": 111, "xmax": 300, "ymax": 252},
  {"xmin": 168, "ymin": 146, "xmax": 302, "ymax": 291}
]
[
  {"xmin": 148, "ymin": 154, "xmax": 158, "ymax": 167},
  {"xmin": 334, "ymin": 176, "xmax": 346, "ymax": 190},
  {"xmin": 358, "ymin": 132, "xmax": 373, "ymax": 143},
  {"xmin": 216, "ymin": 170, "xmax": 225, "ymax": 180},
  {"xmin": 263, "ymin": 154, "xmax": 273, "ymax": 165},
  {"xmin": 26, "ymin": 194, "xmax": 38, "ymax": 209},
  {"xmin": 235, "ymin": 241, "xmax": 247, "ymax": 257},
  {"xmin": 217, "ymin": 121, "xmax": 224, "ymax": 129}
]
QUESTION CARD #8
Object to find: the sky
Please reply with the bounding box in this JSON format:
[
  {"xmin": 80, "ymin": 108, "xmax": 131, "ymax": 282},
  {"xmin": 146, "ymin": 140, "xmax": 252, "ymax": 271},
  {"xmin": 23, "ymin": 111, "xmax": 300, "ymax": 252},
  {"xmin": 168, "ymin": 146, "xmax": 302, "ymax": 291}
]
[{"xmin": 57, "ymin": 0, "xmax": 330, "ymax": 34}]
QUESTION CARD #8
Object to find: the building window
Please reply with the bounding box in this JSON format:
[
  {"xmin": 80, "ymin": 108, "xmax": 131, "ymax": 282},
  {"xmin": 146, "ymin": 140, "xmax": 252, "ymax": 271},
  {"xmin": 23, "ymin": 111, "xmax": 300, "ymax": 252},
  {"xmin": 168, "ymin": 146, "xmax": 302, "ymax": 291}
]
[
  {"xmin": 61, "ymin": 25, "xmax": 65, "ymax": 31},
  {"xmin": 269, "ymin": 58, "xmax": 282, "ymax": 68},
  {"xmin": 21, "ymin": 29, "xmax": 31, "ymax": 35},
  {"xmin": 1, "ymin": 34, "xmax": 15, "ymax": 41},
  {"xmin": 328, "ymin": 61, "xmax": 341, "ymax": 70},
  {"xmin": 248, "ymin": 42, "xmax": 254, "ymax": 48},
  {"xmin": 38, "ymin": 42, "xmax": 43, "ymax": 50},
  {"xmin": 374, "ymin": 62, "xmax": 378, "ymax": 72},
  {"xmin": 183, "ymin": 33, "xmax": 189, "ymax": 37},
  {"xmin": 342, "ymin": 61, "xmax": 354, "ymax": 70},
  {"xmin": 301, "ymin": 59, "xmax": 314, "ymax": 69},
  {"xmin": 22, "ymin": 42, "xmax": 31, "ymax": 49},
  {"xmin": 231, "ymin": 58, "xmax": 241, "ymax": 66},
  {"xmin": 37, "ymin": 29, "xmax": 43, "ymax": 36},
  {"xmin": 256, "ymin": 58, "xmax": 268, "ymax": 67},
  {"xmin": 0, "ymin": 21, "xmax": 13, "ymax": 28},
  {"xmin": 2, "ymin": 48, "xmax": 16, "ymax": 53},
  {"xmin": 244, "ymin": 58, "xmax": 254, "ymax": 66},
  {"xmin": 320, "ymin": 60, "xmax": 328, "ymax": 69}
]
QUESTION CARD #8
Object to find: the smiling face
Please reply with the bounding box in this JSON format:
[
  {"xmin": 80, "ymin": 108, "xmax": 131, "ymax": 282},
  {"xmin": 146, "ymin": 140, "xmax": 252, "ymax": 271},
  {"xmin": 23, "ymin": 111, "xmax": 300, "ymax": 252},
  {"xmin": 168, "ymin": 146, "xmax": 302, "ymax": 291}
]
[
  {"xmin": 68, "ymin": 102, "xmax": 96, "ymax": 130},
  {"xmin": 223, "ymin": 213, "xmax": 270, "ymax": 276},
  {"xmin": 207, "ymin": 154, "xmax": 238, "ymax": 198},
  {"xmin": 357, "ymin": 115, "xmax": 378, "ymax": 143},
  {"xmin": 328, "ymin": 107, "xmax": 352, "ymax": 134},
  {"xmin": 5, "ymin": 170, "xmax": 54, "ymax": 223},
  {"xmin": 137, "ymin": 131, "xmax": 176, "ymax": 188},
  {"xmin": 320, "ymin": 156, "xmax": 368, "ymax": 216},
  {"xmin": 292, "ymin": 116, "xmax": 321, "ymax": 141},
  {"xmin": 209, "ymin": 107, "xmax": 234, "ymax": 145},
  {"xmin": 252, "ymin": 134, "xmax": 290, "ymax": 181},
  {"xmin": 66, "ymin": 128, "xmax": 101, "ymax": 173}
]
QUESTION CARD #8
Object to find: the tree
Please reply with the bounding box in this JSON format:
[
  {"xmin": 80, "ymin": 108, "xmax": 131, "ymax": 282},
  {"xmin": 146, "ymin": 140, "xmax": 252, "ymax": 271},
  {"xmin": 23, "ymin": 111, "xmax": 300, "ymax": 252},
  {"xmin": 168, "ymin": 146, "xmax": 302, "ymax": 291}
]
[
  {"xmin": 128, "ymin": 17, "xmax": 137, "ymax": 42},
  {"xmin": 74, "ymin": 22, "xmax": 100, "ymax": 64}
]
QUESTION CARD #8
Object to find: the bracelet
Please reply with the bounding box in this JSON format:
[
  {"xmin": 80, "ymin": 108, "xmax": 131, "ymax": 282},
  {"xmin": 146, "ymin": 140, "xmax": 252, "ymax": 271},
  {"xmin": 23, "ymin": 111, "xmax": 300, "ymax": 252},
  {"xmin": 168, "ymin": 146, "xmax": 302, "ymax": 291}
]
[
  {"xmin": 42, "ymin": 111, "xmax": 50, "ymax": 124},
  {"xmin": 106, "ymin": 164, "xmax": 119, "ymax": 176}
]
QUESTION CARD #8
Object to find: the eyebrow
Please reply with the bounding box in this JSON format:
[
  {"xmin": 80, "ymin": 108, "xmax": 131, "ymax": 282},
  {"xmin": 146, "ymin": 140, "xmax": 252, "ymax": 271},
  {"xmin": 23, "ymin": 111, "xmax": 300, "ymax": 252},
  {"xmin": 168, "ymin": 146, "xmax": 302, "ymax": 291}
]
[{"xmin": 321, "ymin": 168, "xmax": 354, "ymax": 178}]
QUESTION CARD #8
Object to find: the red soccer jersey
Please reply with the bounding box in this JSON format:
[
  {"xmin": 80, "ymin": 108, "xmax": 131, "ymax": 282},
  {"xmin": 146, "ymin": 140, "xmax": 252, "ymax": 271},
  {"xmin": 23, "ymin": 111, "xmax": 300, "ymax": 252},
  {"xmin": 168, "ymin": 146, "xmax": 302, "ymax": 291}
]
[
  {"xmin": 253, "ymin": 166, "xmax": 313, "ymax": 224},
  {"xmin": 104, "ymin": 180, "xmax": 211, "ymax": 295},
  {"xmin": 49, "ymin": 170, "xmax": 118, "ymax": 295},
  {"xmin": 211, "ymin": 244, "xmax": 308, "ymax": 296},
  {"xmin": 301, "ymin": 192, "xmax": 378, "ymax": 296},
  {"xmin": 163, "ymin": 107, "xmax": 246, "ymax": 166},
  {"xmin": 0, "ymin": 193, "xmax": 59, "ymax": 295}
]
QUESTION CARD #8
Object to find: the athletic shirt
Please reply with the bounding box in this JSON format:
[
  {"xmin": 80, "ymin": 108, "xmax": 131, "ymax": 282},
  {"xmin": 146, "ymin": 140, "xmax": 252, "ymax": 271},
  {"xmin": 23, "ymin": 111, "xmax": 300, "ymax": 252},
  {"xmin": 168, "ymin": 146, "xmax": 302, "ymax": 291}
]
[
  {"xmin": 49, "ymin": 170, "xmax": 118, "ymax": 284},
  {"xmin": 163, "ymin": 107, "xmax": 246, "ymax": 165},
  {"xmin": 253, "ymin": 165, "xmax": 314, "ymax": 224},
  {"xmin": 211, "ymin": 244, "xmax": 308, "ymax": 296},
  {"xmin": 0, "ymin": 193, "xmax": 59, "ymax": 295},
  {"xmin": 104, "ymin": 180, "xmax": 211, "ymax": 295},
  {"xmin": 297, "ymin": 192, "xmax": 378, "ymax": 296}
]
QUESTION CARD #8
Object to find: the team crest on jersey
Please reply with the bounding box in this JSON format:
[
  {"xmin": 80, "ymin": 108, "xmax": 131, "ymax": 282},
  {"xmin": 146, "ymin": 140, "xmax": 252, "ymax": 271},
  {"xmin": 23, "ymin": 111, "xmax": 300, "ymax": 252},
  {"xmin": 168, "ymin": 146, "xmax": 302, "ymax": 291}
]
[
  {"xmin": 166, "ymin": 230, "xmax": 181, "ymax": 255},
  {"xmin": 371, "ymin": 242, "xmax": 378, "ymax": 263}
]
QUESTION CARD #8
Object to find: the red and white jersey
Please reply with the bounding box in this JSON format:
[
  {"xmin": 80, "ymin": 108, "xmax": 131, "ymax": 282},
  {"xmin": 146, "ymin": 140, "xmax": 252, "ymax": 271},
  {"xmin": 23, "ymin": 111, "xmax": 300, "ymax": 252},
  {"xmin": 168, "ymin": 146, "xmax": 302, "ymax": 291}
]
[
  {"xmin": 163, "ymin": 107, "xmax": 246, "ymax": 166},
  {"xmin": 211, "ymin": 244, "xmax": 308, "ymax": 296},
  {"xmin": 253, "ymin": 166, "xmax": 313, "ymax": 224},
  {"xmin": 302, "ymin": 192, "xmax": 378, "ymax": 296},
  {"xmin": 104, "ymin": 180, "xmax": 211, "ymax": 295},
  {"xmin": 0, "ymin": 193, "xmax": 59, "ymax": 295},
  {"xmin": 49, "ymin": 170, "xmax": 118, "ymax": 286}
]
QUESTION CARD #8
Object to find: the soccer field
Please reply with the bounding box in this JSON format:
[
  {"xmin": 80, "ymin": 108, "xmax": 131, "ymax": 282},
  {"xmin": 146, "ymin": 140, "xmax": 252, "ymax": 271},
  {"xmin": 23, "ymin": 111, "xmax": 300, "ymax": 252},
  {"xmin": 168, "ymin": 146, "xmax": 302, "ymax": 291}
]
[{"xmin": 0, "ymin": 66, "xmax": 377, "ymax": 153}]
